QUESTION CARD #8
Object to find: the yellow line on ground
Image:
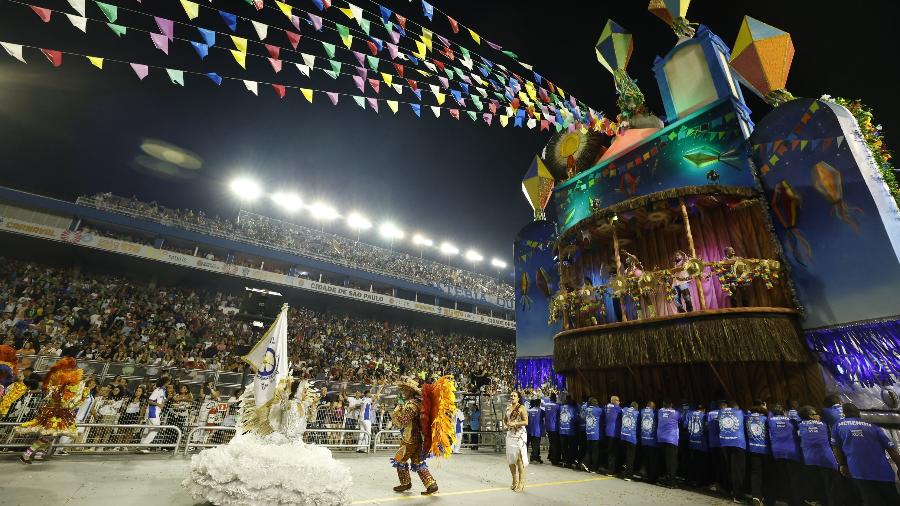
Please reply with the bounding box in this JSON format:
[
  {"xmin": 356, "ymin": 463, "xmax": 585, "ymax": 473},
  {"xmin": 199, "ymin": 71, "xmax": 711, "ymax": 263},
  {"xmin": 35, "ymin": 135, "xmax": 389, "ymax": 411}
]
[{"xmin": 351, "ymin": 476, "xmax": 611, "ymax": 504}]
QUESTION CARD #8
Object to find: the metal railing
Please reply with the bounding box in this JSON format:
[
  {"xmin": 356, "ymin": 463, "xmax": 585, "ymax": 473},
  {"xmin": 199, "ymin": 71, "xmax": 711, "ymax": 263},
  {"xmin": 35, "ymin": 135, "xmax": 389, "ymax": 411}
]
[
  {"xmin": 373, "ymin": 429, "xmax": 401, "ymax": 452},
  {"xmin": 183, "ymin": 426, "xmax": 238, "ymax": 455},
  {"xmin": 0, "ymin": 422, "xmax": 182, "ymax": 455},
  {"xmin": 302, "ymin": 428, "xmax": 368, "ymax": 452}
]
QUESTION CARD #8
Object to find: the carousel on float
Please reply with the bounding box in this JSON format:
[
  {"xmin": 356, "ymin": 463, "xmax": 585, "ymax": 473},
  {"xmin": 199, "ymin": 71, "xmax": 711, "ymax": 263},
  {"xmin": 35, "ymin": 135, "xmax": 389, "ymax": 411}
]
[{"xmin": 515, "ymin": 1, "xmax": 900, "ymax": 408}]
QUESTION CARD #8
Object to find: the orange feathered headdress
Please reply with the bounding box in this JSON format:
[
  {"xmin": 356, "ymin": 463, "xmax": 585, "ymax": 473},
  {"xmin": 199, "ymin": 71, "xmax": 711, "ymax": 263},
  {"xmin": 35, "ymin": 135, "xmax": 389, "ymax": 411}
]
[{"xmin": 43, "ymin": 357, "xmax": 82, "ymax": 390}]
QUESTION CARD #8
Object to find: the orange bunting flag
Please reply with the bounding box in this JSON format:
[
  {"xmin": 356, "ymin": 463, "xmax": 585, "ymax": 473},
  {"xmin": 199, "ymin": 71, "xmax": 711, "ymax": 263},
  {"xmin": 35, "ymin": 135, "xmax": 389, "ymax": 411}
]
[
  {"xmin": 30, "ymin": 5, "xmax": 51, "ymax": 22},
  {"xmin": 272, "ymin": 84, "xmax": 286, "ymax": 99},
  {"xmin": 41, "ymin": 48, "xmax": 62, "ymax": 67}
]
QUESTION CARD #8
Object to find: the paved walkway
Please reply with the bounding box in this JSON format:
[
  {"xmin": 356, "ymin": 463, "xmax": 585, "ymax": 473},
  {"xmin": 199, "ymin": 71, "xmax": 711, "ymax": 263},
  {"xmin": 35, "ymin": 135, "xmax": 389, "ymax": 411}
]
[{"xmin": 0, "ymin": 450, "xmax": 732, "ymax": 505}]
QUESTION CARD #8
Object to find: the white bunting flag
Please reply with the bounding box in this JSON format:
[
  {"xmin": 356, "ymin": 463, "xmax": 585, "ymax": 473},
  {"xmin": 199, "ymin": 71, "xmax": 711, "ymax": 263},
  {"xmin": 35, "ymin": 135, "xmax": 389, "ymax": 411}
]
[
  {"xmin": 66, "ymin": 14, "xmax": 87, "ymax": 33},
  {"xmin": 1, "ymin": 42, "xmax": 25, "ymax": 63},
  {"xmin": 251, "ymin": 20, "xmax": 268, "ymax": 40},
  {"xmin": 66, "ymin": 0, "xmax": 85, "ymax": 16},
  {"xmin": 243, "ymin": 80, "xmax": 258, "ymax": 95}
]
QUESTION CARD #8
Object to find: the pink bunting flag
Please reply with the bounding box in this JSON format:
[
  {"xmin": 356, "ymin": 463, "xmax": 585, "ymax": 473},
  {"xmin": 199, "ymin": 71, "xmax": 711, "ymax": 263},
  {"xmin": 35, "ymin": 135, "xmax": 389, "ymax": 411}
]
[
  {"xmin": 252, "ymin": 0, "xmax": 264, "ymax": 10},
  {"xmin": 368, "ymin": 78, "xmax": 380, "ymax": 93},
  {"xmin": 30, "ymin": 5, "xmax": 52, "ymax": 22},
  {"xmin": 265, "ymin": 44, "xmax": 280, "ymax": 59},
  {"xmin": 366, "ymin": 97, "xmax": 378, "ymax": 112},
  {"xmin": 449, "ymin": 109, "xmax": 460, "ymax": 120},
  {"xmin": 483, "ymin": 113, "xmax": 493, "ymax": 126},
  {"xmin": 436, "ymin": 33, "xmax": 450, "ymax": 48},
  {"xmin": 388, "ymin": 31, "xmax": 400, "ymax": 44},
  {"xmin": 155, "ymin": 17, "xmax": 174, "ymax": 41},
  {"xmin": 352, "ymin": 75, "xmax": 365, "ymax": 92},
  {"xmin": 352, "ymin": 51, "xmax": 365, "ymax": 67},
  {"xmin": 290, "ymin": 15, "xmax": 301, "ymax": 30},
  {"xmin": 41, "ymin": 48, "xmax": 62, "ymax": 67},
  {"xmin": 438, "ymin": 76, "xmax": 449, "ymax": 89},
  {"xmin": 355, "ymin": 66, "xmax": 367, "ymax": 80},
  {"xmin": 486, "ymin": 40, "xmax": 502, "ymax": 51},
  {"xmin": 285, "ymin": 30, "xmax": 301, "ymax": 49},
  {"xmin": 130, "ymin": 63, "xmax": 149, "ymax": 80},
  {"xmin": 326, "ymin": 91, "xmax": 339, "ymax": 105},
  {"xmin": 540, "ymin": 120, "xmax": 549, "ymax": 131},
  {"xmin": 386, "ymin": 43, "xmax": 399, "ymax": 60},
  {"xmin": 268, "ymin": 58, "xmax": 283, "ymax": 73},
  {"xmin": 150, "ymin": 32, "xmax": 169, "ymax": 55},
  {"xmin": 307, "ymin": 13, "xmax": 322, "ymax": 31},
  {"xmin": 272, "ymin": 84, "xmax": 286, "ymax": 99}
]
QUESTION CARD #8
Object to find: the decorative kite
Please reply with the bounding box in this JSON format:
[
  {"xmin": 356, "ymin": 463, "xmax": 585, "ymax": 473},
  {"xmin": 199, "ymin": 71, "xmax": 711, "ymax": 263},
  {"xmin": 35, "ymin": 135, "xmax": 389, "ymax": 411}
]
[
  {"xmin": 535, "ymin": 267, "xmax": 552, "ymax": 299},
  {"xmin": 730, "ymin": 16, "xmax": 796, "ymax": 106},
  {"xmin": 648, "ymin": 0, "xmax": 696, "ymax": 38},
  {"xmin": 770, "ymin": 180, "xmax": 812, "ymax": 264},
  {"xmin": 812, "ymin": 161, "xmax": 863, "ymax": 231},
  {"xmin": 519, "ymin": 272, "xmax": 533, "ymax": 310},
  {"xmin": 595, "ymin": 20, "xmax": 647, "ymax": 122},
  {"xmin": 522, "ymin": 156, "xmax": 555, "ymax": 220}
]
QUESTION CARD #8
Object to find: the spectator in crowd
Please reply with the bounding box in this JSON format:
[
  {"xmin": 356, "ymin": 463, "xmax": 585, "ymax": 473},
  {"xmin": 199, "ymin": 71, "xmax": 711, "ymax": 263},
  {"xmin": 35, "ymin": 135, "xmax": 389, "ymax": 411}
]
[
  {"xmin": 831, "ymin": 403, "xmax": 900, "ymax": 506},
  {"xmin": 467, "ymin": 403, "xmax": 481, "ymax": 451},
  {"xmin": 139, "ymin": 376, "xmax": 170, "ymax": 451}
]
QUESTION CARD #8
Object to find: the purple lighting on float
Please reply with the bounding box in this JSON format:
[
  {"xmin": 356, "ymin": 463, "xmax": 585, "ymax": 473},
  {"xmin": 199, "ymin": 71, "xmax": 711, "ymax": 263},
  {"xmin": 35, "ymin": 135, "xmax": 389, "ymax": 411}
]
[
  {"xmin": 515, "ymin": 357, "xmax": 566, "ymax": 390},
  {"xmin": 804, "ymin": 318, "xmax": 900, "ymax": 387}
]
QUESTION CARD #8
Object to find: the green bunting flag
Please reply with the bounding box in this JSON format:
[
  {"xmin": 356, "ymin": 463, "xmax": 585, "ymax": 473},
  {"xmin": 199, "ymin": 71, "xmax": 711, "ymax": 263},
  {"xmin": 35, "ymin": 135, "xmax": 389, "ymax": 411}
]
[
  {"xmin": 366, "ymin": 55, "xmax": 378, "ymax": 71},
  {"xmin": 322, "ymin": 41, "xmax": 336, "ymax": 59},
  {"xmin": 166, "ymin": 68, "xmax": 184, "ymax": 86},
  {"xmin": 106, "ymin": 23, "xmax": 126, "ymax": 36},
  {"xmin": 329, "ymin": 59, "xmax": 342, "ymax": 74},
  {"xmin": 353, "ymin": 95, "xmax": 365, "ymax": 108},
  {"xmin": 359, "ymin": 18, "xmax": 370, "ymax": 36},
  {"xmin": 95, "ymin": 1, "xmax": 117, "ymax": 22}
]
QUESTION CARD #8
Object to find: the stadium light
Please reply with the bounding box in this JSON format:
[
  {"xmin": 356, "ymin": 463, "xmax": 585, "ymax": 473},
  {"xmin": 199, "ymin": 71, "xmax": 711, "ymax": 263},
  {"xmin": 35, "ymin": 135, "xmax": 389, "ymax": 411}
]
[
  {"xmin": 270, "ymin": 192, "xmax": 303, "ymax": 212},
  {"xmin": 412, "ymin": 233, "xmax": 433, "ymax": 258},
  {"xmin": 347, "ymin": 212, "xmax": 372, "ymax": 241},
  {"xmin": 491, "ymin": 258, "xmax": 507, "ymax": 269},
  {"xmin": 440, "ymin": 242, "xmax": 459, "ymax": 255},
  {"xmin": 229, "ymin": 178, "xmax": 262, "ymax": 201},
  {"xmin": 308, "ymin": 202, "xmax": 339, "ymax": 220},
  {"xmin": 379, "ymin": 222, "xmax": 404, "ymax": 250},
  {"xmin": 465, "ymin": 250, "xmax": 484, "ymax": 263}
]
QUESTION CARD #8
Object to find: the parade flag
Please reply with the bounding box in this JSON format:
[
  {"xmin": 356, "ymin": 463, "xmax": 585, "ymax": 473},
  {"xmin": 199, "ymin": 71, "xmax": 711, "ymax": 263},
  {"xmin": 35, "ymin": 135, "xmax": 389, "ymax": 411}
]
[
  {"xmin": 67, "ymin": 0, "xmax": 85, "ymax": 16},
  {"xmin": 242, "ymin": 304, "xmax": 290, "ymax": 408}
]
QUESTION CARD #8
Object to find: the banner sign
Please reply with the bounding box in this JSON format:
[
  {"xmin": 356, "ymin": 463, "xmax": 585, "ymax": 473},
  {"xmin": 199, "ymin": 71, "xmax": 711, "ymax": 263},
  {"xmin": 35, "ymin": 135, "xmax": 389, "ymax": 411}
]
[
  {"xmin": 0, "ymin": 216, "xmax": 514, "ymax": 329},
  {"xmin": 434, "ymin": 283, "xmax": 514, "ymax": 310}
]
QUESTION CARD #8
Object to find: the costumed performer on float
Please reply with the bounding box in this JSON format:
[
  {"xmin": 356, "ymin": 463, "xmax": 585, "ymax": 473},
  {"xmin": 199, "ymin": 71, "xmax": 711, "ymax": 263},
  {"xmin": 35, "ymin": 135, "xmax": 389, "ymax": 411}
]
[
  {"xmin": 16, "ymin": 356, "xmax": 87, "ymax": 464},
  {"xmin": 0, "ymin": 345, "xmax": 28, "ymax": 417},
  {"xmin": 390, "ymin": 375, "xmax": 457, "ymax": 495},
  {"xmin": 183, "ymin": 304, "xmax": 352, "ymax": 506}
]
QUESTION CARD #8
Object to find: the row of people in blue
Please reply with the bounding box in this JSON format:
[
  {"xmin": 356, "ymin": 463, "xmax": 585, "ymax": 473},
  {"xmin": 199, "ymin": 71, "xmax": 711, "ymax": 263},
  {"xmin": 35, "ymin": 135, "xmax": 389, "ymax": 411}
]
[{"xmin": 524, "ymin": 393, "xmax": 900, "ymax": 505}]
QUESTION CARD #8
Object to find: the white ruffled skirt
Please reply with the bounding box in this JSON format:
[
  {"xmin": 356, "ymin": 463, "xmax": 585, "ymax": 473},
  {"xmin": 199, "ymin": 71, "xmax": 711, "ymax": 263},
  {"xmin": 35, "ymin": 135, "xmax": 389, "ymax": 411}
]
[
  {"xmin": 505, "ymin": 426, "xmax": 529, "ymax": 467},
  {"xmin": 182, "ymin": 432, "xmax": 353, "ymax": 506}
]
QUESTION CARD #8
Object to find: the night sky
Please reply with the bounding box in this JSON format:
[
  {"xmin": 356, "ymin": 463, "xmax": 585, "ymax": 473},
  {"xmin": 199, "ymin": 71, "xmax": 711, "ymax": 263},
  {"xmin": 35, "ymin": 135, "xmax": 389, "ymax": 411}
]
[{"xmin": 0, "ymin": 0, "xmax": 896, "ymax": 273}]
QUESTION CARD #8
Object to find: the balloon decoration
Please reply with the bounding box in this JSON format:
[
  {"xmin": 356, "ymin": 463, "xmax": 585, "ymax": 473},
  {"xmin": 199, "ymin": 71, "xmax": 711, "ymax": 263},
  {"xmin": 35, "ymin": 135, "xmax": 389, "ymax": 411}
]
[
  {"xmin": 521, "ymin": 156, "xmax": 555, "ymax": 220},
  {"xmin": 811, "ymin": 161, "xmax": 863, "ymax": 231},
  {"xmin": 770, "ymin": 180, "xmax": 812, "ymax": 264},
  {"xmin": 542, "ymin": 130, "xmax": 607, "ymax": 180},
  {"xmin": 595, "ymin": 20, "xmax": 647, "ymax": 123},
  {"xmin": 730, "ymin": 16, "xmax": 796, "ymax": 106},
  {"xmin": 647, "ymin": 0, "xmax": 696, "ymax": 39}
]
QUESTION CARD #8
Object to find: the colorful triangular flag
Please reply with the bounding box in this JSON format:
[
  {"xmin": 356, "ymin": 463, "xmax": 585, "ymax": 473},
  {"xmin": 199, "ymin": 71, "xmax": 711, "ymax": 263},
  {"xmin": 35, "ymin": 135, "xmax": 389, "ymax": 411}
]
[{"xmin": 130, "ymin": 63, "xmax": 148, "ymax": 80}]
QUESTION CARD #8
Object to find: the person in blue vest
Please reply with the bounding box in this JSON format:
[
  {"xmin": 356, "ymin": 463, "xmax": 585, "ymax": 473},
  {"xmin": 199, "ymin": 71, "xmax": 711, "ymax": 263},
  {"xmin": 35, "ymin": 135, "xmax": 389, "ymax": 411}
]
[
  {"xmin": 576, "ymin": 395, "xmax": 590, "ymax": 468},
  {"xmin": 821, "ymin": 394, "xmax": 843, "ymax": 429},
  {"xmin": 656, "ymin": 400, "xmax": 681, "ymax": 488},
  {"xmin": 831, "ymin": 403, "xmax": 900, "ymax": 506},
  {"xmin": 544, "ymin": 393, "xmax": 561, "ymax": 466},
  {"xmin": 786, "ymin": 400, "xmax": 800, "ymax": 423},
  {"xmin": 718, "ymin": 401, "xmax": 746, "ymax": 502},
  {"xmin": 746, "ymin": 401, "xmax": 771, "ymax": 506},
  {"xmin": 768, "ymin": 404, "xmax": 802, "ymax": 505},
  {"xmin": 527, "ymin": 398, "xmax": 545, "ymax": 463},
  {"xmin": 580, "ymin": 397, "xmax": 603, "ymax": 473},
  {"xmin": 686, "ymin": 405, "xmax": 709, "ymax": 488},
  {"xmin": 620, "ymin": 401, "xmax": 639, "ymax": 481},
  {"xmin": 468, "ymin": 404, "xmax": 481, "ymax": 451},
  {"xmin": 640, "ymin": 401, "xmax": 659, "ymax": 484},
  {"xmin": 559, "ymin": 398, "xmax": 578, "ymax": 468},
  {"xmin": 604, "ymin": 395, "xmax": 623, "ymax": 475},
  {"xmin": 707, "ymin": 401, "xmax": 728, "ymax": 494},
  {"xmin": 796, "ymin": 405, "xmax": 841, "ymax": 506}
]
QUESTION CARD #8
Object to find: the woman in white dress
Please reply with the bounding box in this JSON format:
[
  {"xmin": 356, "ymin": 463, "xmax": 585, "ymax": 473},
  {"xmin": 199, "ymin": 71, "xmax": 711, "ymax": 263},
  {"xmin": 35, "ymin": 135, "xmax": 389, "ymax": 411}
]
[{"xmin": 504, "ymin": 391, "xmax": 529, "ymax": 492}]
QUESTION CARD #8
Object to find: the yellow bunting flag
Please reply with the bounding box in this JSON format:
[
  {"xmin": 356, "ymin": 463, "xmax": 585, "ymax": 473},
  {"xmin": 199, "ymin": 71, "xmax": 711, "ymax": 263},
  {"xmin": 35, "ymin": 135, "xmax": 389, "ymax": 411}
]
[
  {"xmin": 420, "ymin": 28, "xmax": 433, "ymax": 52},
  {"xmin": 300, "ymin": 88, "xmax": 313, "ymax": 103},
  {"xmin": 386, "ymin": 100, "xmax": 398, "ymax": 113},
  {"xmin": 468, "ymin": 29, "xmax": 481, "ymax": 44},
  {"xmin": 179, "ymin": 0, "xmax": 199, "ymax": 20},
  {"xmin": 499, "ymin": 115, "xmax": 509, "ymax": 127},
  {"xmin": 275, "ymin": 0, "xmax": 292, "ymax": 19},
  {"xmin": 414, "ymin": 40, "xmax": 427, "ymax": 59},
  {"xmin": 339, "ymin": 7, "xmax": 355, "ymax": 19},
  {"xmin": 434, "ymin": 92, "xmax": 446, "ymax": 105},
  {"xmin": 230, "ymin": 49, "xmax": 247, "ymax": 68},
  {"xmin": 340, "ymin": 33, "xmax": 353, "ymax": 48},
  {"xmin": 230, "ymin": 35, "xmax": 247, "ymax": 53},
  {"xmin": 86, "ymin": 56, "xmax": 103, "ymax": 69},
  {"xmin": 380, "ymin": 73, "xmax": 393, "ymax": 86}
]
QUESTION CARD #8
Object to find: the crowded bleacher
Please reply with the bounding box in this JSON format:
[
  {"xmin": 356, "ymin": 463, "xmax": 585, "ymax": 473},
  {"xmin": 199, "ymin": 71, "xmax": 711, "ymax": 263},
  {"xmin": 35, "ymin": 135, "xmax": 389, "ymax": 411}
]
[
  {"xmin": 76, "ymin": 193, "xmax": 515, "ymax": 302},
  {"xmin": 0, "ymin": 258, "xmax": 515, "ymax": 388}
]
